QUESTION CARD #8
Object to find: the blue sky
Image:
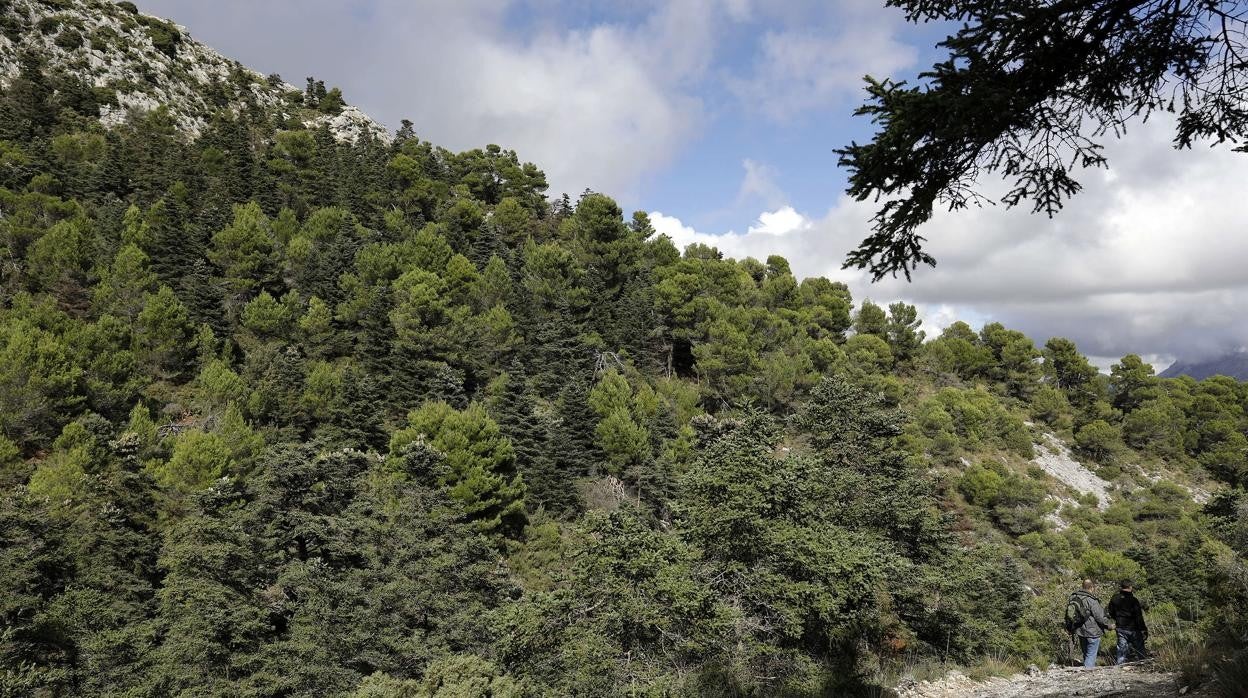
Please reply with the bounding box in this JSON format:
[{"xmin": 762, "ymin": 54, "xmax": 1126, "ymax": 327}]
[
  {"xmin": 137, "ymin": 0, "xmax": 1248, "ymax": 365},
  {"xmin": 141, "ymin": 0, "xmax": 940, "ymax": 230},
  {"xmin": 634, "ymin": 11, "xmax": 952, "ymax": 234}
]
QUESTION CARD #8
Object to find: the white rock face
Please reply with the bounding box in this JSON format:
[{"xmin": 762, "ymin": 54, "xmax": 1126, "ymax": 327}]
[
  {"xmin": 303, "ymin": 105, "xmax": 391, "ymax": 144},
  {"xmin": 1031, "ymin": 433, "xmax": 1112, "ymax": 510},
  {"xmin": 0, "ymin": 0, "xmax": 391, "ymax": 144}
]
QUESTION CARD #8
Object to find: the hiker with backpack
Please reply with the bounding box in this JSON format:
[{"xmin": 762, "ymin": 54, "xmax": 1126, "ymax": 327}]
[
  {"xmin": 1107, "ymin": 579, "xmax": 1148, "ymax": 664},
  {"xmin": 1066, "ymin": 579, "xmax": 1114, "ymax": 668}
]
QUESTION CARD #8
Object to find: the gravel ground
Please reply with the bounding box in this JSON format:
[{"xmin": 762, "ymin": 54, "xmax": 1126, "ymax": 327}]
[{"xmin": 896, "ymin": 662, "xmax": 1217, "ymax": 698}]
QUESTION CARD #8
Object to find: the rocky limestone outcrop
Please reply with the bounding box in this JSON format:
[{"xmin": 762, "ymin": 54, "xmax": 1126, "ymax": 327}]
[
  {"xmin": 0, "ymin": 0, "xmax": 390, "ymax": 143},
  {"xmin": 302, "ymin": 104, "xmax": 389, "ymax": 144},
  {"xmin": 1032, "ymin": 432, "xmax": 1113, "ymax": 509}
]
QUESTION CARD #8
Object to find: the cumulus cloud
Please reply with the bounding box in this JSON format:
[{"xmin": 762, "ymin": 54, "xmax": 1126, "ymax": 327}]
[
  {"xmin": 746, "ymin": 206, "xmax": 811, "ymax": 235},
  {"xmin": 140, "ymin": 0, "xmax": 925, "ymax": 199},
  {"xmin": 416, "ymin": 21, "xmax": 700, "ymax": 201},
  {"xmin": 139, "ymin": 0, "xmax": 720, "ymax": 202},
  {"xmin": 727, "ymin": 4, "xmax": 918, "ymax": 121},
  {"xmin": 737, "ymin": 158, "xmax": 786, "ymax": 209},
  {"xmin": 653, "ymin": 117, "xmax": 1248, "ymax": 364}
]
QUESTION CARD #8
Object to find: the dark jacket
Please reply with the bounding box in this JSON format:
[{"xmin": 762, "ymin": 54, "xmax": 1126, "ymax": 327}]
[
  {"xmin": 1108, "ymin": 590, "xmax": 1147, "ymax": 633},
  {"xmin": 1069, "ymin": 589, "xmax": 1113, "ymax": 638}
]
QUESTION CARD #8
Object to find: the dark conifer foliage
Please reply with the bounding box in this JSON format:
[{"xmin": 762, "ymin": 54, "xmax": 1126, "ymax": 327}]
[{"xmin": 0, "ymin": 13, "xmax": 1246, "ymax": 694}]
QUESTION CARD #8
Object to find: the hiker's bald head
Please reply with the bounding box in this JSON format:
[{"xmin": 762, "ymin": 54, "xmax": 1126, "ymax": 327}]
[{"xmin": 1082, "ymin": 579, "xmax": 1095, "ymax": 591}]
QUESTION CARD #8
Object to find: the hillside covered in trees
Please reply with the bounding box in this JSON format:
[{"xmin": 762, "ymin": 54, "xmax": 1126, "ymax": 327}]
[{"xmin": 1, "ymin": 1, "xmax": 1247, "ymax": 695}]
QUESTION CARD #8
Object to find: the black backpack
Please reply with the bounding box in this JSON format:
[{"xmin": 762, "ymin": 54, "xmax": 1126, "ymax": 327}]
[{"xmin": 1064, "ymin": 595, "xmax": 1085, "ymax": 633}]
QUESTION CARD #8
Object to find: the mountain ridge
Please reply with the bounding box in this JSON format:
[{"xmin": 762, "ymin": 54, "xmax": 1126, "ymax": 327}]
[
  {"xmin": 0, "ymin": 0, "xmax": 388, "ymax": 142},
  {"xmin": 1159, "ymin": 351, "xmax": 1248, "ymax": 380}
]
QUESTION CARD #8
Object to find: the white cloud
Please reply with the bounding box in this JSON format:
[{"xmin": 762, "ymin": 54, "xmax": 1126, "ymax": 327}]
[
  {"xmin": 737, "ymin": 158, "xmax": 786, "ymax": 208},
  {"xmin": 435, "ymin": 22, "xmax": 701, "ymax": 201},
  {"xmin": 728, "ymin": 15, "xmax": 917, "ymax": 120},
  {"xmin": 653, "ymin": 117, "xmax": 1248, "ymax": 363},
  {"xmin": 651, "ymin": 211, "xmax": 713, "ymax": 247},
  {"xmin": 139, "ymin": 0, "xmax": 721, "ymax": 203},
  {"xmin": 746, "ymin": 206, "xmax": 810, "ymax": 235},
  {"xmin": 653, "ymin": 205, "xmax": 813, "ymax": 249},
  {"xmin": 722, "ymin": 0, "xmax": 753, "ymax": 22}
]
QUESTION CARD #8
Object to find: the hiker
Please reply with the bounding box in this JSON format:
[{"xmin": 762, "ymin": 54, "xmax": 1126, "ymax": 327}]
[
  {"xmin": 1066, "ymin": 579, "xmax": 1114, "ymax": 668},
  {"xmin": 1108, "ymin": 579, "xmax": 1148, "ymax": 664}
]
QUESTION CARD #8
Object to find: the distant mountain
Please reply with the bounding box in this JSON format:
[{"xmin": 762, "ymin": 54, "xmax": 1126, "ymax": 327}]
[{"xmin": 1160, "ymin": 351, "xmax": 1248, "ymax": 380}]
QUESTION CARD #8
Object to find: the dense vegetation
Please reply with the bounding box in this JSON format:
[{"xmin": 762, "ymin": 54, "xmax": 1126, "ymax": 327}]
[{"xmin": 1, "ymin": 41, "xmax": 1247, "ymax": 696}]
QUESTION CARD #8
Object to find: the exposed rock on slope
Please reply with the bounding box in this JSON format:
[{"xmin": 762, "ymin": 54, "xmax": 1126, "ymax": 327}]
[
  {"xmin": 0, "ymin": 0, "xmax": 389, "ymax": 142},
  {"xmin": 1031, "ymin": 432, "xmax": 1112, "ymax": 509}
]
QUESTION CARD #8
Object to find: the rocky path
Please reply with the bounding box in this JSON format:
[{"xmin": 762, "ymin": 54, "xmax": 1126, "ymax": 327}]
[{"xmin": 897, "ymin": 662, "xmax": 1215, "ymax": 698}]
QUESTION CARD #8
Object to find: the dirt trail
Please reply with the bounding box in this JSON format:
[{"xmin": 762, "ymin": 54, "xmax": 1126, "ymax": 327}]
[{"xmin": 896, "ymin": 663, "xmax": 1215, "ymax": 698}]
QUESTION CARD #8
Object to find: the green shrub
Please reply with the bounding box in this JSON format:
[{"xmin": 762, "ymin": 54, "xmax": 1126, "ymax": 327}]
[
  {"xmin": 142, "ymin": 19, "xmax": 180, "ymax": 57},
  {"xmin": 1136, "ymin": 481, "xmax": 1188, "ymax": 520},
  {"xmin": 959, "ymin": 462, "xmax": 1003, "ymax": 507},
  {"xmin": 0, "ymin": 13, "xmax": 21, "ymax": 43},
  {"xmin": 1018, "ymin": 531, "xmax": 1073, "ymax": 569},
  {"xmin": 90, "ymin": 86, "xmax": 118, "ymax": 106},
  {"xmin": 929, "ymin": 387, "xmax": 1034, "ymax": 456},
  {"xmin": 1096, "ymin": 463, "xmax": 1123, "ymax": 480},
  {"xmin": 89, "ymin": 26, "xmax": 119, "ymax": 52},
  {"xmin": 1030, "ymin": 384, "xmax": 1072, "ymax": 429},
  {"xmin": 999, "ymin": 416, "xmax": 1035, "ymax": 457},
  {"xmin": 1079, "ymin": 549, "xmax": 1146, "ymax": 585},
  {"xmin": 1008, "ymin": 626, "xmax": 1050, "ymax": 665},
  {"xmin": 197, "ymin": 359, "xmax": 247, "ymax": 411},
  {"xmin": 54, "ymin": 27, "xmax": 82, "ymax": 49},
  {"xmin": 0, "ymin": 435, "xmax": 19, "ymax": 468},
  {"xmin": 930, "ymin": 429, "xmax": 961, "ymax": 463},
  {"xmin": 241, "ymin": 291, "xmax": 293, "ymax": 336},
  {"xmin": 964, "ymin": 656, "xmax": 1020, "ymax": 681},
  {"xmin": 959, "ymin": 461, "xmax": 1052, "ymax": 534},
  {"xmin": 148, "ymin": 430, "xmax": 231, "ymax": 493},
  {"xmin": 318, "ymin": 87, "xmax": 346, "ymax": 114},
  {"xmin": 1086, "ymin": 524, "xmax": 1132, "ymax": 552},
  {"xmin": 1154, "ymin": 627, "xmax": 1214, "ymax": 690},
  {"xmin": 1075, "ymin": 419, "xmax": 1122, "ymax": 462}
]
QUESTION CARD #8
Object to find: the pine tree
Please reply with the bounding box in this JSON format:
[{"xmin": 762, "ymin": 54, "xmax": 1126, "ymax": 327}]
[
  {"xmin": 552, "ymin": 378, "xmax": 602, "ymax": 478},
  {"xmin": 390, "ymin": 402, "xmax": 527, "ymax": 535},
  {"xmin": 52, "ymin": 436, "xmax": 162, "ymax": 694},
  {"xmin": 134, "ymin": 285, "xmax": 193, "ymax": 378},
  {"xmin": 209, "ymin": 202, "xmax": 276, "ymax": 314},
  {"xmin": 319, "ymin": 366, "xmax": 387, "ymax": 450},
  {"xmin": 0, "ymin": 488, "xmax": 73, "ymax": 694},
  {"xmin": 151, "ymin": 481, "xmax": 268, "ymax": 694},
  {"xmin": 488, "ymin": 364, "xmax": 577, "ymax": 515}
]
